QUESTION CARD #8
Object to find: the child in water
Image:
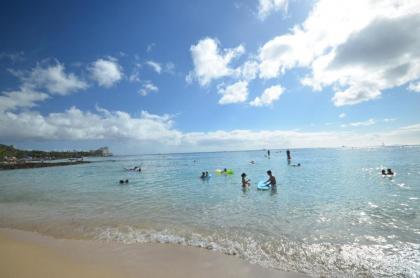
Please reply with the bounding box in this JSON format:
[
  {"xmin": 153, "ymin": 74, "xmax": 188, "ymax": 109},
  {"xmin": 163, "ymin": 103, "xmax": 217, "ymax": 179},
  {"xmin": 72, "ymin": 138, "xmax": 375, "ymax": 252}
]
[
  {"xmin": 265, "ymin": 170, "xmax": 276, "ymax": 186},
  {"xmin": 241, "ymin": 173, "xmax": 251, "ymax": 187}
]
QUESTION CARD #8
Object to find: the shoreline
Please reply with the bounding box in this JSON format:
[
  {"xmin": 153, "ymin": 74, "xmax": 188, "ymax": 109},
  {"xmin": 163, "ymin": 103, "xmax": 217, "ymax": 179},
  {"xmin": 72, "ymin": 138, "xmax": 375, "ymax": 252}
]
[
  {"xmin": 0, "ymin": 160, "xmax": 91, "ymax": 170},
  {"xmin": 0, "ymin": 228, "xmax": 306, "ymax": 278}
]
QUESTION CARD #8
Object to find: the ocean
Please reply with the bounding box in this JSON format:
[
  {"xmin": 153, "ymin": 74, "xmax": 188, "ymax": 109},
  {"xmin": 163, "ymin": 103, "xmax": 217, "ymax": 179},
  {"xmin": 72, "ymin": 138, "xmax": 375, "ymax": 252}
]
[{"xmin": 0, "ymin": 147, "xmax": 419, "ymax": 277}]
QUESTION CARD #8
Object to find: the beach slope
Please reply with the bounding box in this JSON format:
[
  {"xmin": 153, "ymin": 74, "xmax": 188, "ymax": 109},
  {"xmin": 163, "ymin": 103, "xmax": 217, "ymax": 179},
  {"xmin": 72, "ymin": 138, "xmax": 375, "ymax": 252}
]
[{"xmin": 0, "ymin": 228, "xmax": 305, "ymax": 278}]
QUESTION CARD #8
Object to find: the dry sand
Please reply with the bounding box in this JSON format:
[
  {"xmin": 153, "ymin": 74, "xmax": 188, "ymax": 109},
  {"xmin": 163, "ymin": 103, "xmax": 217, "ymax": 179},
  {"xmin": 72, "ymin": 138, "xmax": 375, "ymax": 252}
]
[{"xmin": 0, "ymin": 228, "xmax": 307, "ymax": 278}]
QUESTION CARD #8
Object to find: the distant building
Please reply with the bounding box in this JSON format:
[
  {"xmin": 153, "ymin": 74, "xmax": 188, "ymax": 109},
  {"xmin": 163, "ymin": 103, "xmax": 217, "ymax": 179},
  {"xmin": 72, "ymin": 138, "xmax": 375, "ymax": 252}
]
[
  {"xmin": 98, "ymin": 147, "xmax": 112, "ymax": 156},
  {"xmin": 3, "ymin": 156, "xmax": 17, "ymax": 164}
]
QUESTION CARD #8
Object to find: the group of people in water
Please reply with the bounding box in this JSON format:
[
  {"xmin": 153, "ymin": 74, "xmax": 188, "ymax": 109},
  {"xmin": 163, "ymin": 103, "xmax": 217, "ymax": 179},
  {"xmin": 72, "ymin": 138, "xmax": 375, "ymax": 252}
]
[
  {"xmin": 241, "ymin": 170, "xmax": 276, "ymax": 188},
  {"xmin": 200, "ymin": 171, "xmax": 210, "ymax": 178},
  {"xmin": 382, "ymin": 168, "xmax": 394, "ymax": 176},
  {"xmin": 201, "ymin": 150, "xmax": 293, "ymax": 189},
  {"xmin": 121, "ymin": 149, "xmax": 395, "ymax": 188}
]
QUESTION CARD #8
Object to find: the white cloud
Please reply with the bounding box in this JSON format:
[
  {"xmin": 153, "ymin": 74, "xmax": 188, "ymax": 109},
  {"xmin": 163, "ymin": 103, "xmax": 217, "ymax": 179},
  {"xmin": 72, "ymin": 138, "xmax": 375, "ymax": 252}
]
[
  {"xmin": 250, "ymin": 85, "xmax": 284, "ymax": 107},
  {"xmin": 240, "ymin": 60, "xmax": 259, "ymax": 80},
  {"xmin": 218, "ymin": 81, "xmax": 248, "ymax": 105},
  {"xmin": 342, "ymin": 118, "xmax": 376, "ymax": 128},
  {"xmin": 165, "ymin": 62, "xmax": 175, "ymax": 74},
  {"xmin": 383, "ymin": 118, "xmax": 396, "ymax": 123},
  {"xmin": 22, "ymin": 63, "xmax": 88, "ymax": 95},
  {"xmin": 331, "ymin": 83, "xmax": 381, "ymax": 106},
  {"xmin": 0, "ymin": 87, "xmax": 49, "ymax": 112},
  {"xmin": 408, "ymin": 81, "xmax": 420, "ymax": 92},
  {"xmin": 339, "ymin": 113, "xmax": 346, "ymax": 118},
  {"xmin": 258, "ymin": 0, "xmax": 420, "ymax": 106},
  {"xmin": 129, "ymin": 71, "xmax": 140, "ymax": 83},
  {"xmin": 146, "ymin": 61, "xmax": 162, "ymax": 74},
  {"xmin": 188, "ymin": 37, "xmax": 245, "ymax": 86},
  {"xmin": 90, "ymin": 58, "xmax": 123, "ymax": 88},
  {"xmin": 139, "ymin": 81, "xmax": 159, "ymax": 96},
  {"xmin": 146, "ymin": 43, "xmax": 156, "ymax": 53},
  {"xmin": 0, "ymin": 107, "xmax": 180, "ymax": 143},
  {"xmin": 0, "ymin": 62, "xmax": 87, "ymax": 112},
  {"xmin": 258, "ymin": 0, "xmax": 288, "ymax": 20},
  {"xmin": 128, "ymin": 63, "xmax": 142, "ymax": 83},
  {"xmin": 1, "ymin": 106, "xmax": 420, "ymax": 151}
]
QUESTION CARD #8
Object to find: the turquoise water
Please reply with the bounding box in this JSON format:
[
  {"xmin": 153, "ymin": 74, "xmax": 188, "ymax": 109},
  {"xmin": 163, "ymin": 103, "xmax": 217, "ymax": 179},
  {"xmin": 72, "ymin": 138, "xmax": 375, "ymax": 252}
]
[{"xmin": 1, "ymin": 147, "xmax": 419, "ymax": 277}]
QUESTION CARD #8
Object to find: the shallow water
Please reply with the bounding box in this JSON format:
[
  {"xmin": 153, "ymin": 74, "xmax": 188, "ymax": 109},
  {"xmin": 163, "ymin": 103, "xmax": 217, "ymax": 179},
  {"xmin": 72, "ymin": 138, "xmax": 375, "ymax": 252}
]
[{"xmin": 1, "ymin": 147, "xmax": 419, "ymax": 277}]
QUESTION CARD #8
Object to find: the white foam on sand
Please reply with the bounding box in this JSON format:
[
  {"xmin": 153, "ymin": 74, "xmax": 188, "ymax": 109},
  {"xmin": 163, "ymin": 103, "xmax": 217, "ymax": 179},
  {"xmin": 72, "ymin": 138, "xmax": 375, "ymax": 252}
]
[{"xmin": 93, "ymin": 226, "xmax": 420, "ymax": 277}]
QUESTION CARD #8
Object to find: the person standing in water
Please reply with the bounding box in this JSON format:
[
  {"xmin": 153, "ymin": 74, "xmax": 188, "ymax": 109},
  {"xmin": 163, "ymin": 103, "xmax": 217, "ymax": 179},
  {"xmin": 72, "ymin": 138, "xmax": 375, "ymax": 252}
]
[
  {"xmin": 267, "ymin": 149, "xmax": 270, "ymax": 158},
  {"xmin": 241, "ymin": 173, "xmax": 251, "ymax": 188},
  {"xmin": 286, "ymin": 149, "xmax": 291, "ymax": 160},
  {"xmin": 265, "ymin": 170, "xmax": 276, "ymax": 186}
]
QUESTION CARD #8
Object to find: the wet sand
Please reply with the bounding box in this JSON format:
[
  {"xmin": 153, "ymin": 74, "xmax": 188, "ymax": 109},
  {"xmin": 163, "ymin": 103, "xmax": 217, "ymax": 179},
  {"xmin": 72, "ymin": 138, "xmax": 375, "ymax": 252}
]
[{"xmin": 0, "ymin": 228, "xmax": 306, "ymax": 278}]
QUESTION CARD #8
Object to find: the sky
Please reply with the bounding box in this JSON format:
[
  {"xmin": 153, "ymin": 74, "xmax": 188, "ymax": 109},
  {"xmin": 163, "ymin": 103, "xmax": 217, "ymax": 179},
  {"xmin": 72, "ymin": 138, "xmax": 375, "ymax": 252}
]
[{"xmin": 0, "ymin": 0, "xmax": 420, "ymax": 154}]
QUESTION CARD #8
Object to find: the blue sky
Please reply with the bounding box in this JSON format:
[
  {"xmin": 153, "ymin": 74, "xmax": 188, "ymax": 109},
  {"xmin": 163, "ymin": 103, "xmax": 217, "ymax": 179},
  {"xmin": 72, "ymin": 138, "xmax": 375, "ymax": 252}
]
[{"xmin": 1, "ymin": 0, "xmax": 420, "ymax": 154}]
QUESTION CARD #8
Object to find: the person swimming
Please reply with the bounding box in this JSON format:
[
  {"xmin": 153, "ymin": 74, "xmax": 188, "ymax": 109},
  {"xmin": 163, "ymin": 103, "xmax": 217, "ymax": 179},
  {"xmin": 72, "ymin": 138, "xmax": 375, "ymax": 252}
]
[
  {"xmin": 241, "ymin": 173, "xmax": 251, "ymax": 187},
  {"xmin": 265, "ymin": 170, "xmax": 276, "ymax": 186},
  {"xmin": 291, "ymin": 163, "xmax": 301, "ymax": 167},
  {"xmin": 381, "ymin": 169, "xmax": 387, "ymax": 175},
  {"xmin": 205, "ymin": 171, "xmax": 209, "ymax": 177},
  {"xmin": 250, "ymin": 160, "xmax": 256, "ymax": 164},
  {"xmin": 200, "ymin": 172, "xmax": 206, "ymax": 178}
]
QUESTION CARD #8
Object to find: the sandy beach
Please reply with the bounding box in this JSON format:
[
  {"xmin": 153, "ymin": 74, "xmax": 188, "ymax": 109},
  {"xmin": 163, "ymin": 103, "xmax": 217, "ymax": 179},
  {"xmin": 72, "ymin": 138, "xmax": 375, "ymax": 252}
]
[{"xmin": 0, "ymin": 228, "xmax": 305, "ymax": 278}]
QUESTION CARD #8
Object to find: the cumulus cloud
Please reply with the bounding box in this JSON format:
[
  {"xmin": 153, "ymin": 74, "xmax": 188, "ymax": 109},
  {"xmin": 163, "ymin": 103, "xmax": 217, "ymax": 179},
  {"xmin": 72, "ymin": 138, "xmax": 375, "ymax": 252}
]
[
  {"xmin": 331, "ymin": 83, "xmax": 381, "ymax": 106},
  {"xmin": 258, "ymin": 0, "xmax": 420, "ymax": 106},
  {"xmin": 139, "ymin": 81, "xmax": 159, "ymax": 96},
  {"xmin": 1, "ymin": 105, "xmax": 419, "ymax": 151},
  {"xmin": 258, "ymin": 0, "xmax": 288, "ymax": 20},
  {"xmin": 0, "ymin": 61, "xmax": 87, "ymax": 112},
  {"xmin": 250, "ymin": 85, "xmax": 284, "ymax": 106},
  {"xmin": 339, "ymin": 113, "xmax": 346, "ymax": 118},
  {"xmin": 146, "ymin": 60, "xmax": 162, "ymax": 74},
  {"xmin": 90, "ymin": 58, "xmax": 123, "ymax": 87},
  {"xmin": 20, "ymin": 63, "xmax": 88, "ymax": 95},
  {"xmin": 188, "ymin": 37, "xmax": 245, "ymax": 86},
  {"xmin": 408, "ymin": 81, "xmax": 420, "ymax": 92},
  {"xmin": 218, "ymin": 81, "xmax": 248, "ymax": 104},
  {"xmin": 0, "ymin": 87, "xmax": 49, "ymax": 112},
  {"xmin": 0, "ymin": 107, "xmax": 180, "ymax": 143}
]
